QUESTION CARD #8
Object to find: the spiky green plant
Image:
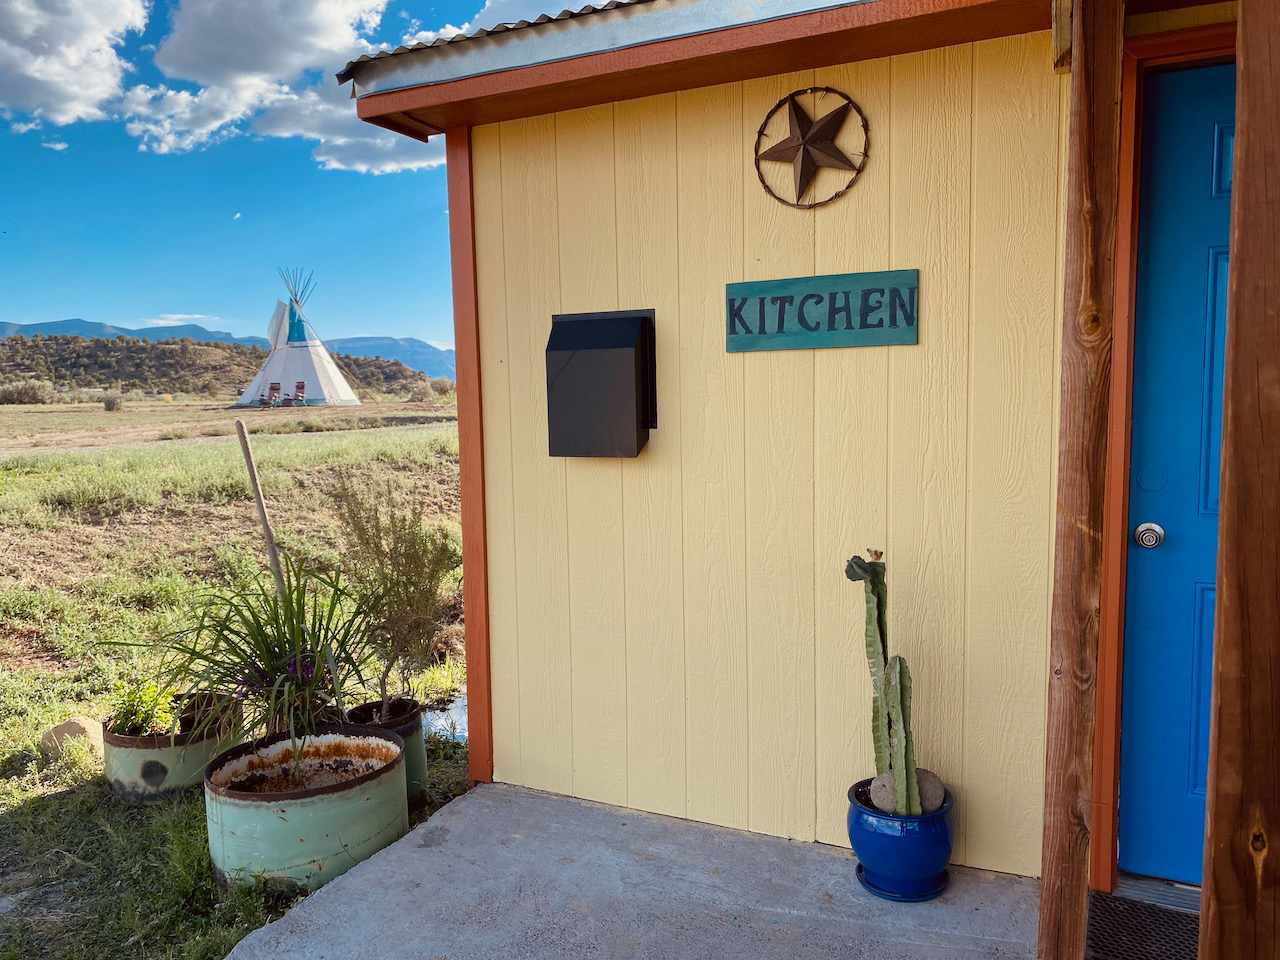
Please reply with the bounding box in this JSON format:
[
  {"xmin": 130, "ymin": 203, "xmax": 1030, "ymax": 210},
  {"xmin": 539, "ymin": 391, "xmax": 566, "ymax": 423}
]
[
  {"xmin": 152, "ymin": 553, "xmax": 376, "ymax": 746},
  {"xmin": 846, "ymin": 550, "xmax": 922, "ymax": 816}
]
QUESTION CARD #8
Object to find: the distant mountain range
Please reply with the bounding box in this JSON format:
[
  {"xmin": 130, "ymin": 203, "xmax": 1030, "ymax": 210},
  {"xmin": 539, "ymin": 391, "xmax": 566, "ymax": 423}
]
[{"xmin": 0, "ymin": 319, "xmax": 456, "ymax": 380}]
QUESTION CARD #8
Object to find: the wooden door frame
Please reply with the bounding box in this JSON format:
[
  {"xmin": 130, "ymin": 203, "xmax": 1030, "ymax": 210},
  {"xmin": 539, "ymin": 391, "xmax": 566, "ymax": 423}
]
[
  {"xmin": 445, "ymin": 126, "xmax": 495, "ymax": 786},
  {"xmin": 1089, "ymin": 20, "xmax": 1237, "ymax": 894}
]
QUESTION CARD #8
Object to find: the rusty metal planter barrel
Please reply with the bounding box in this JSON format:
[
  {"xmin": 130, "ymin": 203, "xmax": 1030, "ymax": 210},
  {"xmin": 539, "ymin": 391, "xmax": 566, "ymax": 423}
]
[
  {"xmin": 204, "ymin": 724, "xmax": 408, "ymax": 892},
  {"xmin": 102, "ymin": 715, "xmax": 232, "ymax": 802},
  {"xmin": 347, "ymin": 697, "xmax": 427, "ymax": 807}
]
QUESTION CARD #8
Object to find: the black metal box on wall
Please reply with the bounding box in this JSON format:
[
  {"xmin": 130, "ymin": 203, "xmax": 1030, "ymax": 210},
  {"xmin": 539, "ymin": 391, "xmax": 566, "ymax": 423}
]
[{"xmin": 545, "ymin": 309, "xmax": 656, "ymax": 458}]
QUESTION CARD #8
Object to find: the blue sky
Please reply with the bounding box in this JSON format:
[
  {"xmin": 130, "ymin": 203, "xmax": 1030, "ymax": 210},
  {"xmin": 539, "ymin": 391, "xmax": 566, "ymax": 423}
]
[{"xmin": 0, "ymin": 0, "xmax": 556, "ymax": 346}]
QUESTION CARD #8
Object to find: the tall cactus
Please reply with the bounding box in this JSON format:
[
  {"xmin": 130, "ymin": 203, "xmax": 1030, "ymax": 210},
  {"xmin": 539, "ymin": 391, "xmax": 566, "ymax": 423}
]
[{"xmin": 847, "ymin": 550, "xmax": 922, "ymax": 816}]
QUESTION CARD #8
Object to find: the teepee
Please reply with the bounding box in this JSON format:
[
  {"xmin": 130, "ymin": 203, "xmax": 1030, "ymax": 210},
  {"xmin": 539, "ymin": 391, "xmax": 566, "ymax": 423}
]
[{"xmin": 236, "ymin": 270, "xmax": 360, "ymax": 407}]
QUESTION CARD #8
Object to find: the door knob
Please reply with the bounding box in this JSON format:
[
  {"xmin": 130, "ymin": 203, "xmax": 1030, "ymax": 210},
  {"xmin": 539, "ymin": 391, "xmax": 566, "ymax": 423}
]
[{"xmin": 1134, "ymin": 522, "xmax": 1165, "ymax": 549}]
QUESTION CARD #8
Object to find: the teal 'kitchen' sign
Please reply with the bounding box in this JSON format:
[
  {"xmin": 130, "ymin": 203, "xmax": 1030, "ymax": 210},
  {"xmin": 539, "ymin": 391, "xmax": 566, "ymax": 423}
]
[{"xmin": 726, "ymin": 269, "xmax": 919, "ymax": 353}]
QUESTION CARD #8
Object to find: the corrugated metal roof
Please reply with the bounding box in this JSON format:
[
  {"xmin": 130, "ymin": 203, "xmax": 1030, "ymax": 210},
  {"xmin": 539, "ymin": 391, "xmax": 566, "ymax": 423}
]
[{"xmin": 336, "ymin": 0, "xmax": 654, "ymax": 83}]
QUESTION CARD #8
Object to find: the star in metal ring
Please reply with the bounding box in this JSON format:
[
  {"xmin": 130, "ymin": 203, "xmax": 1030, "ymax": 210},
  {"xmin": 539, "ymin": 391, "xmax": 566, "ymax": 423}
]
[{"xmin": 754, "ymin": 87, "xmax": 869, "ymax": 209}]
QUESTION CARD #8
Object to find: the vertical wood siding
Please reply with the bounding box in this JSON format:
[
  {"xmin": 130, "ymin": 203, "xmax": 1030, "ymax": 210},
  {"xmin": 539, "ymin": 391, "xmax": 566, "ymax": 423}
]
[{"xmin": 473, "ymin": 32, "xmax": 1065, "ymax": 876}]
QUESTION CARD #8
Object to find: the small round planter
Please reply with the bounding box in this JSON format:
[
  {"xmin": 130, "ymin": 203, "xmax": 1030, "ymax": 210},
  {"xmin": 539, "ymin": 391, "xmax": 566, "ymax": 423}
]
[
  {"xmin": 846, "ymin": 778, "xmax": 953, "ymax": 902},
  {"xmin": 347, "ymin": 697, "xmax": 427, "ymax": 807},
  {"xmin": 102, "ymin": 698, "xmax": 238, "ymax": 802},
  {"xmin": 204, "ymin": 724, "xmax": 408, "ymax": 892}
]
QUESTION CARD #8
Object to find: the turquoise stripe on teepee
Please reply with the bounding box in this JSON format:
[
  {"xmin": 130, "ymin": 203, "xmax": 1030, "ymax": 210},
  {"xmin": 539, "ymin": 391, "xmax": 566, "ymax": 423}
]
[{"xmin": 286, "ymin": 301, "xmax": 308, "ymax": 343}]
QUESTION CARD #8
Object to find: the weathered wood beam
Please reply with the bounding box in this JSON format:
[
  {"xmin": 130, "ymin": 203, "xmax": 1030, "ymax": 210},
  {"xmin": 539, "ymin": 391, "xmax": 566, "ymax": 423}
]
[
  {"xmin": 1037, "ymin": 0, "xmax": 1126, "ymax": 957},
  {"xmin": 1200, "ymin": 1, "xmax": 1280, "ymax": 956},
  {"xmin": 1053, "ymin": 0, "xmax": 1073, "ymax": 73},
  {"xmin": 444, "ymin": 127, "xmax": 494, "ymax": 787}
]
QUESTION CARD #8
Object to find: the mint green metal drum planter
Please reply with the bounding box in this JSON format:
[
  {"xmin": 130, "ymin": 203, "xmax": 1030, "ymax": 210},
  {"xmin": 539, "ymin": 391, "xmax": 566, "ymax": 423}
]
[
  {"xmin": 347, "ymin": 698, "xmax": 427, "ymax": 808},
  {"xmin": 102, "ymin": 700, "xmax": 238, "ymax": 802},
  {"xmin": 204, "ymin": 724, "xmax": 409, "ymax": 892}
]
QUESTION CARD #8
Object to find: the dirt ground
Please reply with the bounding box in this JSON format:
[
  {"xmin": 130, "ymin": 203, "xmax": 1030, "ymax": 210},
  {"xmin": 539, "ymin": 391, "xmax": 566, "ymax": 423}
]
[{"xmin": 0, "ymin": 398, "xmax": 455, "ymax": 457}]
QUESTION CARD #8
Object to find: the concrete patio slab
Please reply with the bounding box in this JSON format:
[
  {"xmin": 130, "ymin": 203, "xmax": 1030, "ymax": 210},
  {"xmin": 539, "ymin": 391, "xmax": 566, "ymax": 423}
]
[{"xmin": 227, "ymin": 783, "xmax": 1039, "ymax": 960}]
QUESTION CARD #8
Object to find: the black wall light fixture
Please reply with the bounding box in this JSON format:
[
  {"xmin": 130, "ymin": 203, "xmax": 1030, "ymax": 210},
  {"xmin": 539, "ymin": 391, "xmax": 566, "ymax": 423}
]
[{"xmin": 545, "ymin": 309, "xmax": 656, "ymax": 458}]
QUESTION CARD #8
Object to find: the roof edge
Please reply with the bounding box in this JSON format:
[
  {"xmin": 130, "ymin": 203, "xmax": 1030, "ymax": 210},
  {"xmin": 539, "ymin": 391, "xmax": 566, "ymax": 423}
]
[
  {"xmin": 337, "ymin": 0, "xmax": 655, "ymax": 84},
  {"xmin": 350, "ymin": 0, "xmax": 1049, "ymax": 136}
]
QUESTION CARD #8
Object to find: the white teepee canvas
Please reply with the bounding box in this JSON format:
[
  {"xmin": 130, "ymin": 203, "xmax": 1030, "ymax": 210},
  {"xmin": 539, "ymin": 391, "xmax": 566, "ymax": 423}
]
[{"xmin": 236, "ymin": 271, "xmax": 360, "ymax": 407}]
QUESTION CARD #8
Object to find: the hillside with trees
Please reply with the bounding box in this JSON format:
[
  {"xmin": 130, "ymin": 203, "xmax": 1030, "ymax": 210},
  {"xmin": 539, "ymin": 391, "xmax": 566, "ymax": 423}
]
[{"xmin": 0, "ymin": 335, "xmax": 433, "ymax": 399}]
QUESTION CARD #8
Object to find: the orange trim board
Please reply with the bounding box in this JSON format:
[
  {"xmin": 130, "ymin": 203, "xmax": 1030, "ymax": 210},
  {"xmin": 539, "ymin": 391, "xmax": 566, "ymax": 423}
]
[
  {"xmin": 445, "ymin": 128, "xmax": 494, "ymax": 785},
  {"xmin": 1089, "ymin": 21, "xmax": 1236, "ymax": 894},
  {"xmin": 355, "ymin": 0, "xmax": 1048, "ymax": 135}
]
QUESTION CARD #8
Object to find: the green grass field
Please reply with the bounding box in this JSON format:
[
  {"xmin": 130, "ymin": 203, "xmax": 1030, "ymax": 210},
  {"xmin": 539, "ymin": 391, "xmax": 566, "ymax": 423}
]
[
  {"xmin": 0, "ymin": 423, "xmax": 459, "ymax": 526},
  {"xmin": 0, "ymin": 416, "xmax": 468, "ymax": 959}
]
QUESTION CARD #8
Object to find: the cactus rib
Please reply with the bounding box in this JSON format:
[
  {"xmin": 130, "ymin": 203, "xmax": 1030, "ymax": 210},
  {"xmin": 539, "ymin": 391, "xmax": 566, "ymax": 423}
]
[
  {"xmin": 886, "ymin": 656, "xmax": 908, "ymax": 814},
  {"xmin": 898, "ymin": 656, "xmax": 922, "ymax": 815},
  {"xmin": 864, "ymin": 585, "xmax": 890, "ymax": 776}
]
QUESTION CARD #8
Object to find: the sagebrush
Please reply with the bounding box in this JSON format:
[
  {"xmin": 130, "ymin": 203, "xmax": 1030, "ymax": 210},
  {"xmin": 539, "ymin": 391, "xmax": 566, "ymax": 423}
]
[{"xmin": 330, "ymin": 471, "xmax": 462, "ymax": 719}]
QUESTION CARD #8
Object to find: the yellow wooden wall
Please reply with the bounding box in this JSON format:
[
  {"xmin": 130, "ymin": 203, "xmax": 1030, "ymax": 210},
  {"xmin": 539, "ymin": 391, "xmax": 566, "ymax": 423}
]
[{"xmin": 472, "ymin": 31, "xmax": 1066, "ymax": 877}]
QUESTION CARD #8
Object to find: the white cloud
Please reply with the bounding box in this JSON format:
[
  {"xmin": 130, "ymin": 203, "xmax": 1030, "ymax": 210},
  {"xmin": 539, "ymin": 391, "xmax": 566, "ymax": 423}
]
[
  {"xmin": 3, "ymin": 0, "xmax": 548, "ymax": 173},
  {"xmin": 232, "ymin": 211, "xmax": 241, "ymax": 220},
  {"xmin": 154, "ymin": 0, "xmax": 385, "ymax": 88},
  {"xmin": 401, "ymin": 22, "xmax": 466, "ymax": 45},
  {"xmin": 139, "ymin": 313, "xmax": 222, "ymax": 327},
  {"xmin": 254, "ymin": 81, "xmax": 442, "ymax": 174},
  {"xmin": 118, "ymin": 0, "xmax": 420, "ymax": 166},
  {"xmin": 428, "ymin": 340, "xmax": 454, "ymax": 351},
  {"xmin": 0, "ymin": 0, "xmax": 148, "ymax": 124},
  {"xmin": 40, "ymin": 140, "xmax": 67, "ymax": 151},
  {"xmin": 122, "ymin": 75, "xmax": 288, "ymax": 153}
]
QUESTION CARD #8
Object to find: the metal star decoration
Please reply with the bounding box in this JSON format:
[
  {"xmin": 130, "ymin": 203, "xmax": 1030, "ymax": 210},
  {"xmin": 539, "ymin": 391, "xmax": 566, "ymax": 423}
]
[{"xmin": 758, "ymin": 94, "xmax": 859, "ymax": 203}]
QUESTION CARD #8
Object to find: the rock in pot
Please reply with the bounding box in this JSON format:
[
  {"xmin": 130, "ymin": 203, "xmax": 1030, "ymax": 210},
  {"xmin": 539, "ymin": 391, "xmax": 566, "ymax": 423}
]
[
  {"xmin": 204, "ymin": 724, "xmax": 409, "ymax": 892},
  {"xmin": 868, "ymin": 767, "xmax": 946, "ymax": 815}
]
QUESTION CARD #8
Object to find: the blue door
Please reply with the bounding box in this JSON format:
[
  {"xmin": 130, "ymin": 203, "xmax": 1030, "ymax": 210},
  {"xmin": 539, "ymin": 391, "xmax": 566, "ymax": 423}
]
[{"xmin": 1118, "ymin": 63, "xmax": 1235, "ymax": 885}]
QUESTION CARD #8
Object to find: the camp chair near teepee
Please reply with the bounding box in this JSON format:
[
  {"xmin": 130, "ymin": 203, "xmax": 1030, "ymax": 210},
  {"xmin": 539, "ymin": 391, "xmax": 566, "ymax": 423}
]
[{"xmin": 235, "ymin": 270, "xmax": 361, "ymax": 408}]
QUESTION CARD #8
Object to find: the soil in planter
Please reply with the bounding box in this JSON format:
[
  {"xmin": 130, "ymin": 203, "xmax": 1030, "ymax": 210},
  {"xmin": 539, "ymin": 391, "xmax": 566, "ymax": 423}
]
[
  {"xmin": 852, "ymin": 781, "xmax": 877, "ymax": 810},
  {"xmin": 348, "ymin": 697, "xmax": 418, "ymax": 727},
  {"xmin": 210, "ymin": 734, "xmax": 399, "ymax": 794}
]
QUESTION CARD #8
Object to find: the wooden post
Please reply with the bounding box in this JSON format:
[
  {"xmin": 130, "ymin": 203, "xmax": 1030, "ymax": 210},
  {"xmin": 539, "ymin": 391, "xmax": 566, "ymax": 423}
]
[
  {"xmin": 1037, "ymin": 0, "xmax": 1126, "ymax": 957},
  {"xmin": 1200, "ymin": 1, "xmax": 1280, "ymax": 956},
  {"xmin": 1053, "ymin": 0, "xmax": 1073, "ymax": 73},
  {"xmin": 445, "ymin": 126, "xmax": 495, "ymax": 786},
  {"xmin": 235, "ymin": 418, "xmax": 287, "ymax": 603}
]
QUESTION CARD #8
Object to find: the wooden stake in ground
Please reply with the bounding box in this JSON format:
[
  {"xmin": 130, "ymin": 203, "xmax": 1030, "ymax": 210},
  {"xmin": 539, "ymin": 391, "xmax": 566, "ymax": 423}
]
[{"xmin": 235, "ymin": 419, "xmax": 287, "ymax": 604}]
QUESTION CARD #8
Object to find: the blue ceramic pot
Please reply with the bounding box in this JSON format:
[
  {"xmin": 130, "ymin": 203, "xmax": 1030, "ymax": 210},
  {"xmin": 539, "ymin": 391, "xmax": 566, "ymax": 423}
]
[{"xmin": 847, "ymin": 778, "xmax": 953, "ymax": 902}]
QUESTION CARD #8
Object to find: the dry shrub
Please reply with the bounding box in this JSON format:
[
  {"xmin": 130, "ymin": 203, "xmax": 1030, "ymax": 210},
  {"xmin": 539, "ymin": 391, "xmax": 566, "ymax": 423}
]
[
  {"xmin": 0, "ymin": 379, "xmax": 57, "ymax": 404},
  {"xmin": 330, "ymin": 471, "xmax": 462, "ymax": 714}
]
